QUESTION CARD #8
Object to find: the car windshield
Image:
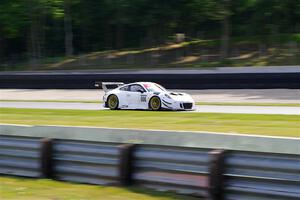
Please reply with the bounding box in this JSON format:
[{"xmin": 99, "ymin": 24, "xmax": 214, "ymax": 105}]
[{"xmin": 143, "ymin": 83, "xmax": 166, "ymax": 93}]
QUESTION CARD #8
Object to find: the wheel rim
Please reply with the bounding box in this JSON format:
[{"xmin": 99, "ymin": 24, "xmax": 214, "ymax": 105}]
[
  {"xmin": 151, "ymin": 97, "xmax": 160, "ymax": 110},
  {"xmin": 108, "ymin": 95, "xmax": 118, "ymax": 109}
]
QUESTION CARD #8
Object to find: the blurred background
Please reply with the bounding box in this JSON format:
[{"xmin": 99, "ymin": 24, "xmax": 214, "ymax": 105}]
[{"xmin": 0, "ymin": 0, "xmax": 299, "ymax": 71}]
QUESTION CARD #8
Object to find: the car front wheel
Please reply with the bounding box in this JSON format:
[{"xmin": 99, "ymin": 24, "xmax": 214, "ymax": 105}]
[{"xmin": 149, "ymin": 96, "xmax": 161, "ymax": 111}]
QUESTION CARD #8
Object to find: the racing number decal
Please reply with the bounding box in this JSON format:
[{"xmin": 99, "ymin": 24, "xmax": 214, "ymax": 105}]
[{"xmin": 141, "ymin": 95, "xmax": 147, "ymax": 102}]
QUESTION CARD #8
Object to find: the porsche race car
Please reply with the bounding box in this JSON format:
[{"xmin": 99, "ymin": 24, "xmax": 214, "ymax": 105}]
[{"xmin": 99, "ymin": 82, "xmax": 195, "ymax": 111}]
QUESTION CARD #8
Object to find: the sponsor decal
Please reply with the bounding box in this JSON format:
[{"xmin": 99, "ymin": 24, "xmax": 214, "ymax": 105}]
[
  {"xmin": 162, "ymin": 102, "xmax": 173, "ymax": 109},
  {"xmin": 143, "ymin": 84, "xmax": 151, "ymax": 88},
  {"xmin": 162, "ymin": 99, "xmax": 172, "ymax": 104}
]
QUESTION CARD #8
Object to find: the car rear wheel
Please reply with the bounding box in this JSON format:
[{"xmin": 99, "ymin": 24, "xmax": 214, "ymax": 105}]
[
  {"xmin": 149, "ymin": 96, "xmax": 161, "ymax": 111},
  {"xmin": 107, "ymin": 95, "xmax": 119, "ymax": 110}
]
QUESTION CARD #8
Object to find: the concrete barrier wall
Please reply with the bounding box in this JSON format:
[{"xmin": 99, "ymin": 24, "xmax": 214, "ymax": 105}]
[
  {"xmin": 1, "ymin": 67, "xmax": 300, "ymax": 89},
  {"xmin": 1, "ymin": 124, "xmax": 299, "ymax": 155}
]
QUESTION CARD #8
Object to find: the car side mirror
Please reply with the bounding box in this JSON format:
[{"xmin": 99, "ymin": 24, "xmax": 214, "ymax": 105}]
[{"xmin": 138, "ymin": 89, "xmax": 144, "ymax": 93}]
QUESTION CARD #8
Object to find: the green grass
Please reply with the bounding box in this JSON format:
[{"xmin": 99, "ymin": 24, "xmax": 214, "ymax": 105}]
[
  {"xmin": 0, "ymin": 108, "xmax": 299, "ymax": 137},
  {"xmin": 0, "ymin": 176, "xmax": 198, "ymax": 200},
  {"xmin": 1, "ymin": 100, "xmax": 300, "ymax": 107}
]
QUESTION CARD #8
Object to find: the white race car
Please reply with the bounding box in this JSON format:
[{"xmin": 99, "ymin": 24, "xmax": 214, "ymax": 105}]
[{"xmin": 100, "ymin": 82, "xmax": 195, "ymax": 111}]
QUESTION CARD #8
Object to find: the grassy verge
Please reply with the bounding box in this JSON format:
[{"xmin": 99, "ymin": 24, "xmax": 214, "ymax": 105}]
[
  {"xmin": 0, "ymin": 176, "xmax": 197, "ymax": 200},
  {"xmin": 0, "ymin": 108, "xmax": 299, "ymax": 137},
  {"xmin": 1, "ymin": 100, "xmax": 300, "ymax": 107}
]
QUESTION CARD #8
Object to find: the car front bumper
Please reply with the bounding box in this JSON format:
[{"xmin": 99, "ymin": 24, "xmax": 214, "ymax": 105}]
[{"xmin": 161, "ymin": 99, "xmax": 195, "ymax": 110}]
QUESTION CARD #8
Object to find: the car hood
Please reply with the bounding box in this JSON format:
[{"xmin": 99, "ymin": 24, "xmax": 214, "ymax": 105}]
[{"xmin": 161, "ymin": 91, "xmax": 194, "ymax": 102}]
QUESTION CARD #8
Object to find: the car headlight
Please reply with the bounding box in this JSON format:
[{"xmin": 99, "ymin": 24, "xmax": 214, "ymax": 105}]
[{"xmin": 164, "ymin": 94, "xmax": 172, "ymax": 99}]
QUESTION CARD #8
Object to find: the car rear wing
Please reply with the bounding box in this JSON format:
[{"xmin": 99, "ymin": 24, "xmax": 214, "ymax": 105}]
[{"xmin": 95, "ymin": 82, "xmax": 124, "ymax": 92}]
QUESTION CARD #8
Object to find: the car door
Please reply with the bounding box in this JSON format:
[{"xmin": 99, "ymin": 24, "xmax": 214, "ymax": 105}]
[
  {"xmin": 117, "ymin": 85, "xmax": 130, "ymax": 109},
  {"xmin": 127, "ymin": 84, "xmax": 147, "ymax": 109}
]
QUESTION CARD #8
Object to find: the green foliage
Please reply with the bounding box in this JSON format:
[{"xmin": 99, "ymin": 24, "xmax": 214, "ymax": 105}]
[{"xmin": 0, "ymin": 0, "xmax": 26, "ymax": 38}]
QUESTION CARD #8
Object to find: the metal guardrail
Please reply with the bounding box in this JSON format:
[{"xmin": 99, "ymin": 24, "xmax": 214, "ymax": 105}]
[
  {"xmin": 224, "ymin": 151, "xmax": 300, "ymax": 200},
  {"xmin": 52, "ymin": 139, "xmax": 121, "ymax": 185},
  {"xmin": 0, "ymin": 135, "xmax": 42, "ymax": 177},
  {"xmin": 0, "ymin": 135, "xmax": 299, "ymax": 200},
  {"xmin": 0, "ymin": 126, "xmax": 300, "ymax": 200},
  {"xmin": 133, "ymin": 145, "xmax": 210, "ymax": 197}
]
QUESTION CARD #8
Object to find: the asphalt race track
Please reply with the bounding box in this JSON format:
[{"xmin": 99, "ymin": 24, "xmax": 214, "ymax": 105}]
[
  {"xmin": 1, "ymin": 101, "xmax": 299, "ymax": 115},
  {"xmin": 1, "ymin": 89, "xmax": 300, "ymax": 103}
]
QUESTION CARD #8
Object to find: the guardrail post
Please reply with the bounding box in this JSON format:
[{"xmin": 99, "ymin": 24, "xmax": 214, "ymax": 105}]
[
  {"xmin": 40, "ymin": 138, "xmax": 53, "ymax": 178},
  {"xmin": 209, "ymin": 149, "xmax": 226, "ymax": 200},
  {"xmin": 118, "ymin": 144, "xmax": 135, "ymax": 186}
]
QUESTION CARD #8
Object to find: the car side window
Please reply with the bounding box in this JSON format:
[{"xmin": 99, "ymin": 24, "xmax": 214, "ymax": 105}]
[
  {"xmin": 129, "ymin": 84, "xmax": 145, "ymax": 92},
  {"xmin": 119, "ymin": 85, "xmax": 129, "ymax": 91}
]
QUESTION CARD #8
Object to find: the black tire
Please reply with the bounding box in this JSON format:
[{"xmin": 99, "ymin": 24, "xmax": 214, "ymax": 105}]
[
  {"xmin": 107, "ymin": 95, "xmax": 119, "ymax": 110},
  {"xmin": 149, "ymin": 96, "xmax": 161, "ymax": 111}
]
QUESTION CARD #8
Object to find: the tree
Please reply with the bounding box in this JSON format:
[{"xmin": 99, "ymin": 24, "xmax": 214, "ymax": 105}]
[
  {"xmin": 220, "ymin": 0, "xmax": 231, "ymax": 59},
  {"xmin": 0, "ymin": 0, "xmax": 27, "ymax": 63},
  {"xmin": 1, "ymin": 0, "xmax": 299, "ymax": 69},
  {"xmin": 64, "ymin": 0, "xmax": 73, "ymax": 56}
]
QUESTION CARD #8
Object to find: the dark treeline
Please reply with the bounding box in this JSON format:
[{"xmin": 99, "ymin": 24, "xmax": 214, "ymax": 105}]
[{"xmin": 0, "ymin": 0, "xmax": 299, "ymax": 66}]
